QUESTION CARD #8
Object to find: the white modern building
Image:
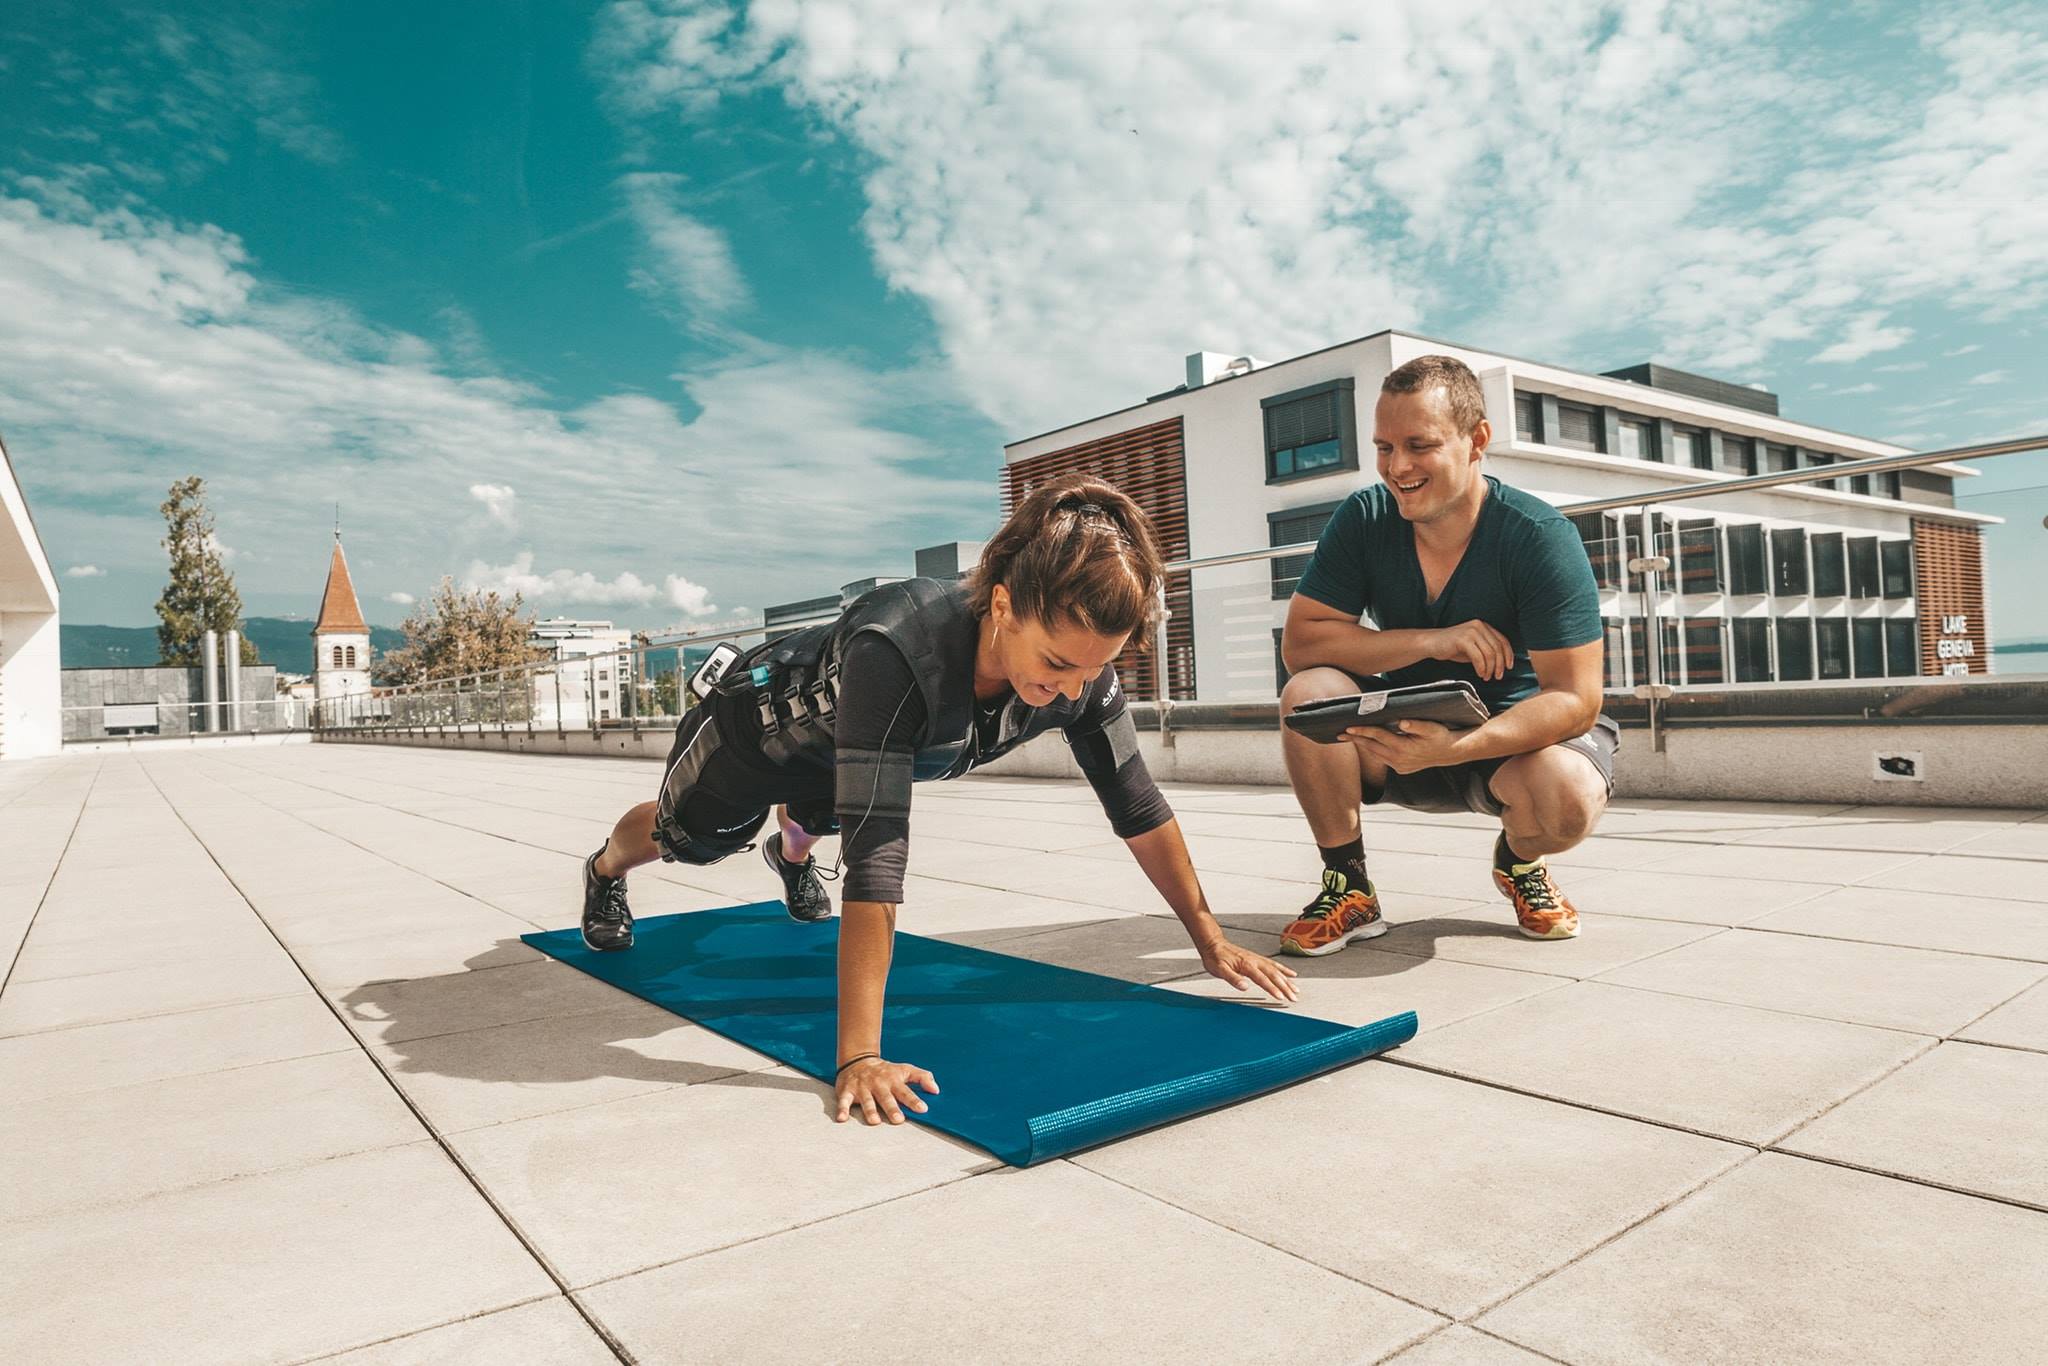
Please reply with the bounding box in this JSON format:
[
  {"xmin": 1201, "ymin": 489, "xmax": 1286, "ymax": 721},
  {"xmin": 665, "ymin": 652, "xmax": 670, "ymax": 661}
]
[
  {"xmin": 530, "ymin": 617, "xmax": 634, "ymax": 724},
  {"xmin": 1003, "ymin": 332, "xmax": 1998, "ymax": 702},
  {"xmin": 0, "ymin": 431, "xmax": 61, "ymax": 758}
]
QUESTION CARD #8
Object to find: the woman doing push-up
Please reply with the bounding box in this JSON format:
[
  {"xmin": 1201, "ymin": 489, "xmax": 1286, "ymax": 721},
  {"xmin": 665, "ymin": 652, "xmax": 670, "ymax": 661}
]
[{"xmin": 581, "ymin": 474, "xmax": 1296, "ymax": 1127}]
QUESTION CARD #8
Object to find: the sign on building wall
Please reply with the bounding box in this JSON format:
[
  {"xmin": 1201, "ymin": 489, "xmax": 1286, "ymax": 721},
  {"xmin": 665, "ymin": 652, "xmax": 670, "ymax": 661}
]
[{"xmin": 1911, "ymin": 519, "xmax": 1990, "ymax": 676}]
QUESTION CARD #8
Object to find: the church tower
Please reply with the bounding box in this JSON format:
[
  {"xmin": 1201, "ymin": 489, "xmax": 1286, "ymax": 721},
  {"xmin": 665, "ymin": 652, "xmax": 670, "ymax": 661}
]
[{"xmin": 313, "ymin": 535, "xmax": 372, "ymax": 704}]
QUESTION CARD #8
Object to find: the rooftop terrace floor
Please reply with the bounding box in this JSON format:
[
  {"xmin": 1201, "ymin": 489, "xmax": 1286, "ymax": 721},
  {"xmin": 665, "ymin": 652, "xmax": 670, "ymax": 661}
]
[{"xmin": 4, "ymin": 744, "xmax": 2047, "ymax": 1364}]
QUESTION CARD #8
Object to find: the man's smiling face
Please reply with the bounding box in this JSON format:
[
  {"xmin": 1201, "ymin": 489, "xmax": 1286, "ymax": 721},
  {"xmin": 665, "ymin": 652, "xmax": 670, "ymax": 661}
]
[{"xmin": 1373, "ymin": 385, "xmax": 1489, "ymax": 526}]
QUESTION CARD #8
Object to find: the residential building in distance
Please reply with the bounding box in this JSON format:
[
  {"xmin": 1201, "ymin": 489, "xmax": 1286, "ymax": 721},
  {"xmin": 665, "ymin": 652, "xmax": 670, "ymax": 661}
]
[
  {"xmin": 1002, "ymin": 331, "xmax": 1997, "ymax": 702},
  {"xmin": 1, "ymin": 431, "xmax": 60, "ymax": 758}
]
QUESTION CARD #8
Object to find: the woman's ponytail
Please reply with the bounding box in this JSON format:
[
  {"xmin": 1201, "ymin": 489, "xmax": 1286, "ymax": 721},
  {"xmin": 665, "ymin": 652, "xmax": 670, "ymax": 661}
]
[{"xmin": 967, "ymin": 473, "xmax": 1166, "ymax": 647}]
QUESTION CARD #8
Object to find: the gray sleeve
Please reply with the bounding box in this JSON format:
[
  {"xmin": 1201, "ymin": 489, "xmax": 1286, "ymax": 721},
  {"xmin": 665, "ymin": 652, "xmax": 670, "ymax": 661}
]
[
  {"xmin": 833, "ymin": 633, "xmax": 927, "ymax": 904},
  {"xmin": 1064, "ymin": 666, "xmax": 1174, "ymax": 840}
]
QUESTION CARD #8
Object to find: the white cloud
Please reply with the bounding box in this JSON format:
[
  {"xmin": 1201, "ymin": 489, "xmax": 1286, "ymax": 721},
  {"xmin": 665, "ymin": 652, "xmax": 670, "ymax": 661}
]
[
  {"xmin": 468, "ymin": 481, "xmax": 518, "ymax": 527},
  {"xmin": 64, "ymin": 563, "xmax": 105, "ymax": 577},
  {"xmin": 463, "ymin": 551, "xmax": 663, "ymax": 607},
  {"xmin": 385, "ymin": 590, "xmax": 415, "ymax": 605},
  {"xmin": 203, "ymin": 531, "xmax": 241, "ymax": 562},
  {"xmin": 1946, "ymin": 344, "xmax": 1984, "ymax": 356},
  {"xmin": 1832, "ymin": 382, "xmax": 1879, "ymax": 395},
  {"xmin": 663, "ymin": 572, "xmax": 716, "ymax": 616},
  {"xmin": 620, "ymin": 171, "xmax": 749, "ymax": 321},
  {"xmin": 0, "ymin": 183, "xmax": 991, "ymax": 623},
  {"xmin": 1814, "ymin": 314, "xmax": 1914, "ymax": 365},
  {"xmin": 1968, "ymin": 370, "xmax": 2010, "ymax": 385},
  {"xmin": 600, "ymin": 3, "xmax": 2048, "ymax": 427}
]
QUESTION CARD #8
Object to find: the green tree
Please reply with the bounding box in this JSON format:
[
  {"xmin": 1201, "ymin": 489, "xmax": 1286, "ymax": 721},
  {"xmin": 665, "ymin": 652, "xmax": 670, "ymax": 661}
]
[
  {"xmin": 377, "ymin": 577, "xmax": 543, "ymax": 685},
  {"xmin": 155, "ymin": 477, "xmax": 259, "ymax": 666}
]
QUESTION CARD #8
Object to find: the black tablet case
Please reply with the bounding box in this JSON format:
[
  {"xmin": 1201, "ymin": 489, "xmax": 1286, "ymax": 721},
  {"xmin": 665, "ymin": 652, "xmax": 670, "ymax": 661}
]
[{"xmin": 1283, "ymin": 680, "xmax": 1491, "ymax": 743}]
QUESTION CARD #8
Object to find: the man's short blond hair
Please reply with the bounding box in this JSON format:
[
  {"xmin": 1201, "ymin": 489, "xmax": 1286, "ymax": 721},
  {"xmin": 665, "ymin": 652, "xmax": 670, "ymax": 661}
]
[{"xmin": 1382, "ymin": 355, "xmax": 1488, "ymax": 434}]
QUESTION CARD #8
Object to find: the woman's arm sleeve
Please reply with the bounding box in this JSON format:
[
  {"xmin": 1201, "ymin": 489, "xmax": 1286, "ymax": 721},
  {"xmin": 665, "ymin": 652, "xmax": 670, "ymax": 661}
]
[{"xmin": 833, "ymin": 632, "xmax": 929, "ymax": 904}]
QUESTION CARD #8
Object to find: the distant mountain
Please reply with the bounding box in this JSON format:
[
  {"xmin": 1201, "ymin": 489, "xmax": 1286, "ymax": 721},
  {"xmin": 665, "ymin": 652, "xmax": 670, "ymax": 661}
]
[{"xmin": 61, "ymin": 617, "xmax": 406, "ymax": 674}]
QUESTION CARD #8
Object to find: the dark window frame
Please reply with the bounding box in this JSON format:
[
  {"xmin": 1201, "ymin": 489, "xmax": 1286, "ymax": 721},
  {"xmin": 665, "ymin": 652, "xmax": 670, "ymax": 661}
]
[
  {"xmin": 1851, "ymin": 618, "xmax": 1885, "ymax": 679},
  {"xmin": 1847, "ymin": 537, "xmax": 1882, "ymax": 599},
  {"xmin": 1726, "ymin": 523, "xmax": 1768, "ymax": 596},
  {"xmin": 1881, "ymin": 540, "xmax": 1913, "ymax": 599},
  {"xmin": 1810, "ymin": 532, "xmax": 1847, "ymax": 598},
  {"xmin": 1885, "ymin": 618, "xmax": 1917, "ymax": 676},
  {"xmin": 1731, "ymin": 617, "xmax": 1772, "ymax": 682},
  {"xmin": 1770, "ymin": 527, "xmax": 1810, "ymax": 597},
  {"xmin": 1554, "ymin": 399, "xmax": 1603, "ymax": 452},
  {"xmin": 1268, "ymin": 500, "xmax": 1343, "ymax": 600},
  {"xmin": 1263, "ymin": 379, "xmax": 1359, "ymax": 485},
  {"xmin": 1676, "ymin": 518, "xmax": 1725, "ymax": 595},
  {"xmin": 1776, "ymin": 617, "xmax": 1815, "ymax": 680},
  {"xmin": 1513, "ymin": 390, "xmax": 1542, "ymax": 444},
  {"xmin": 1816, "ymin": 618, "xmax": 1852, "ymax": 680}
]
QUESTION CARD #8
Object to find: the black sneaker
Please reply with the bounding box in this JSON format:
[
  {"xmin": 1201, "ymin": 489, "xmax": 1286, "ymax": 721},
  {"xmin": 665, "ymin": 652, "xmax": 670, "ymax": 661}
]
[
  {"xmin": 581, "ymin": 849, "xmax": 634, "ymax": 951},
  {"xmin": 763, "ymin": 832, "xmax": 833, "ymax": 922}
]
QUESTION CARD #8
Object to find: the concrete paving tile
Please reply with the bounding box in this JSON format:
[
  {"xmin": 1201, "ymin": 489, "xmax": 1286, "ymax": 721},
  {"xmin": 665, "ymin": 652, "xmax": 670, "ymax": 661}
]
[
  {"xmin": 1076, "ymin": 1061, "xmax": 1744, "ymax": 1319},
  {"xmin": 0, "ymin": 944, "xmax": 309, "ymax": 1036},
  {"xmin": 8, "ymin": 915, "xmax": 286, "ymax": 983},
  {"xmin": 1733, "ymin": 812, "xmax": 2037, "ymax": 855},
  {"xmin": 1382, "ymin": 1325, "xmax": 1555, "ymax": 1365},
  {"xmin": 0, "ymin": 993, "xmax": 353, "ymax": 1104},
  {"xmin": 0, "ymin": 1143, "xmax": 556, "ymax": 1365},
  {"xmin": 1946, "ymin": 819, "xmax": 2048, "ymax": 861},
  {"xmin": 1873, "ymin": 853, "xmax": 2048, "ymax": 903},
  {"xmin": 1401, "ymin": 982, "xmax": 1931, "ymax": 1144},
  {"xmin": 0, "ymin": 1050, "xmax": 423, "ymax": 1223},
  {"xmin": 581, "ymin": 1162, "xmax": 1445, "ymax": 1364},
  {"xmin": 1778, "ymin": 1043, "xmax": 2048, "ymax": 1207},
  {"xmin": 901, "ymin": 809, "xmax": 1126, "ymax": 852},
  {"xmin": 374, "ymin": 1002, "xmax": 767, "ymax": 1132},
  {"xmin": 958, "ymin": 913, "xmax": 1221, "ymax": 984},
  {"xmin": 1639, "ymin": 841, "xmax": 1919, "ymax": 885},
  {"xmin": 1957, "ymin": 978, "xmax": 2048, "ymax": 1052},
  {"xmin": 1476, "ymin": 1153, "xmax": 2048, "ymax": 1365},
  {"xmin": 320, "ymin": 1297, "xmax": 616, "ymax": 1365},
  {"xmin": 1364, "ymin": 908, "xmax": 1721, "ymax": 979},
  {"xmin": 1563, "ymin": 866, "xmax": 1827, "ymax": 926},
  {"xmin": 448, "ymin": 1071, "xmax": 988, "ymax": 1286},
  {"xmin": 1162, "ymin": 946, "xmax": 1565, "ymax": 1033},
  {"xmin": 1747, "ymin": 885, "xmax": 2048, "ymax": 962},
  {"xmin": 337, "ymin": 957, "xmax": 635, "ymax": 1046},
  {"xmin": 1598, "ymin": 929, "xmax": 2047, "ymax": 1035},
  {"xmin": 1544, "ymin": 835, "xmax": 1722, "ymax": 872},
  {"xmin": 293, "ymin": 925, "xmax": 544, "ymax": 991},
  {"xmin": 895, "ymin": 876, "xmax": 1139, "ymax": 940}
]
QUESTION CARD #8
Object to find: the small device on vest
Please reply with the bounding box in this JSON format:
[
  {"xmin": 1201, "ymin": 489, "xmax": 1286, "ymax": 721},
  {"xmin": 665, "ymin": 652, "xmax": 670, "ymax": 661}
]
[{"xmin": 687, "ymin": 641, "xmax": 744, "ymax": 701}]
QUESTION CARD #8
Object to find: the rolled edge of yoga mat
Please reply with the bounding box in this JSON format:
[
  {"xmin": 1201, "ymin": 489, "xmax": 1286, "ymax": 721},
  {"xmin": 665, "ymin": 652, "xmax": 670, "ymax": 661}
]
[{"xmin": 1016, "ymin": 1009, "xmax": 1420, "ymax": 1166}]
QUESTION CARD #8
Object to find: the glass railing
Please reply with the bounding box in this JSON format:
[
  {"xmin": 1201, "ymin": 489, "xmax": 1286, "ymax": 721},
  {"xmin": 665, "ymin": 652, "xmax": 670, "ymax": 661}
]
[{"xmin": 313, "ymin": 433, "xmax": 2044, "ymax": 751}]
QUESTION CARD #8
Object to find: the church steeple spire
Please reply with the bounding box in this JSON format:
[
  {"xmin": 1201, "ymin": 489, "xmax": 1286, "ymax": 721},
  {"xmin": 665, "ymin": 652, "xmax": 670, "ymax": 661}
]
[{"xmin": 313, "ymin": 538, "xmax": 368, "ymax": 635}]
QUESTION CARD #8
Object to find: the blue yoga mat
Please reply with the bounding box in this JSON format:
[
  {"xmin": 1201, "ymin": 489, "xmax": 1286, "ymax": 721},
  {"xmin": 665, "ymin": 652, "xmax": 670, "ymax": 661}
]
[{"xmin": 524, "ymin": 901, "xmax": 1417, "ymax": 1166}]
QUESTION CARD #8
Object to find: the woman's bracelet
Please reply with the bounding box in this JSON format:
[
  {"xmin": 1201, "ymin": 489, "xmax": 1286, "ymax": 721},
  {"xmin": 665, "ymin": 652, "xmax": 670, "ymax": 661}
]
[{"xmin": 835, "ymin": 1052, "xmax": 880, "ymax": 1075}]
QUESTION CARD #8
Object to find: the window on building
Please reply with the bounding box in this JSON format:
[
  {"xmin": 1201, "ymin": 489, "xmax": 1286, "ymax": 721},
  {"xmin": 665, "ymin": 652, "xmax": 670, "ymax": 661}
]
[
  {"xmin": 1765, "ymin": 443, "xmax": 1797, "ymax": 473},
  {"xmin": 1852, "ymin": 619, "xmax": 1885, "ymax": 678},
  {"xmin": 1885, "ymin": 618, "xmax": 1917, "ymax": 676},
  {"xmin": 1881, "ymin": 540, "xmax": 1913, "ymax": 598},
  {"xmin": 1718, "ymin": 435, "xmax": 1755, "ymax": 476},
  {"xmin": 1264, "ymin": 381, "xmax": 1357, "ymax": 482},
  {"xmin": 1776, "ymin": 618, "xmax": 1814, "ymax": 680},
  {"xmin": 598, "ymin": 669, "xmax": 609, "ymax": 681},
  {"xmin": 1726, "ymin": 523, "xmax": 1768, "ymax": 595},
  {"xmin": 1878, "ymin": 471, "xmax": 1902, "ymax": 501},
  {"xmin": 1682, "ymin": 619, "xmax": 1725, "ymax": 685},
  {"xmin": 1810, "ymin": 532, "xmax": 1847, "ymax": 597},
  {"xmin": 1805, "ymin": 450, "xmax": 1840, "ymax": 490},
  {"xmin": 1555, "ymin": 401, "xmax": 1602, "ymax": 452},
  {"xmin": 599, "ymin": 689, "xmax": 610, "ymax": 700},
  {"xmin": 1269, "ymin": 502, "xmax": 1340, "ymax": 599},
  {"xmin": 1616, "ymin": 418, "xmax": 1653, "ymax": 461},
  {"xmin": 1676, "ymin": 518, "xmax": 1724, "ymax": 594},
  {"xmin": 1731, "ymin": 618, "xmax": 1772, "ymax": 682},
  {"xmin": 331, "ymin": 646, "xmax": 343, "ymax": 669},
  {"xmin": 1601, "ymin": 619, "xmax": 1626, "ymax": 690},
  {"xmin": 1570, "ymin": 513, "xmax": 1623, "ymax": 589},
  {"xmin": 1847, "ymin": 537, "xmax": 1881, "ymax": 598},
  {"xmin": 1628, "ymin": 618, "xmax": 1682, "ymax": 686},
  {"xmin": 1816, "ymin": 618, "xmax": 1851, "ymax": 679},
  {"xmin": 1671, "ymin": 428, "xmax": 1709, "ymax": 469},
  {"xmin": 1770, "ymin": 528, "xmax": 1810, "ymax": 596},
  {"xmin": 345, "ymin": 646, "xmax": 356, "ymax": 668},
  {"xmin": 1849, "ymin": 471, "xmax": 1873, "ymax": 497},
  {"xmin": 1513, "ymin": 391, "xmax": 1542, "ymax": 442}
]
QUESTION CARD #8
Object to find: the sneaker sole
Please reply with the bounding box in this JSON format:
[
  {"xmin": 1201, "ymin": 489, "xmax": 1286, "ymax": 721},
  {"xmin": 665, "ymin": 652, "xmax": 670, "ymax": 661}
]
[
  {"xmin": 1515, "ymin": 920, "xmax": 1578, "ymax": 940},
  {"xmin": 1278, "ymin": 918, "xmax": 1388, "ymax": 957}
]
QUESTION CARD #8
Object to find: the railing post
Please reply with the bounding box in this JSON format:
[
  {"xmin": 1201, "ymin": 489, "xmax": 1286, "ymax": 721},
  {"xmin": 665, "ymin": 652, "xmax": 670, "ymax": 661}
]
[
  {"xmin": 628, "ymin": 646, "xmax": 641, "ymax": 739},
  {"xmin": 1152, "ymin": 583, "xmax": 1174, "ymax": 749},
  {"xmin": 553, "ymin": 662, "xmax": 564, "ymax": 739},
  {"xmin": 1628, "ymin": 504, "xmax": 1671, "ymax": 754}
]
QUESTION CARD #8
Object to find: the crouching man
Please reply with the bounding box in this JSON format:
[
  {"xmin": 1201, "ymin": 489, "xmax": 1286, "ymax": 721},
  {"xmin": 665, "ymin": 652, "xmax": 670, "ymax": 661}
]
[{"xmin": 1276, "ymin": 355, "xmax": 1616, "ymax": 954}]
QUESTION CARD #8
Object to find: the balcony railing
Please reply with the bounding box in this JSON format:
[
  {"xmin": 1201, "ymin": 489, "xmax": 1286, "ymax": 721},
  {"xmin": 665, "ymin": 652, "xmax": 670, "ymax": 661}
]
[{"xmin": 305, "ymin": 432, "xmax": 2043, "ymax": 753}]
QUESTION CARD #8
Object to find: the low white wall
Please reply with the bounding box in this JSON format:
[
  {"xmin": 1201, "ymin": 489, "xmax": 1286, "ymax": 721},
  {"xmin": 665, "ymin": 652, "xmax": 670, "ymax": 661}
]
[
  {"xmin": 1, "ymin": 609, "xmax": 61, "ymax": 760},
  {"xmin": 64, "ymin": 729, "xmax": 315, "ymax": 754},
  {"xmin": 321, "ymin": 716, "xmax": 2046, "ymax": 809}
]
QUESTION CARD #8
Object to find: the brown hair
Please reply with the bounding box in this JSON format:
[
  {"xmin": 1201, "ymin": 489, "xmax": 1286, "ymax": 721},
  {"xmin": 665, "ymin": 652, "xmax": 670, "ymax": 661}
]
[
  {"xmin": 1382, "ymin": 354, "xmax": 1488, "ymax": 433},
  {"xmin": 968, "ymin": 473, "xmax": 1165, "ymax": 649}
]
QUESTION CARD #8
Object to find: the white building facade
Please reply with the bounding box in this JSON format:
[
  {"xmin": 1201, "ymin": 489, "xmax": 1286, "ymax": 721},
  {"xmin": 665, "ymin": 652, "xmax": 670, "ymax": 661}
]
[
  {"xmin": 0, "ymin": 433, "xmax": 61, "ymax": 758},
  {"xmin": 1003, "ymin": 331, "xmax": 1996, "ymax": 703},
  {"xmin": 530, "ymin": 617, "xmax": 634, "ymax": 724}
]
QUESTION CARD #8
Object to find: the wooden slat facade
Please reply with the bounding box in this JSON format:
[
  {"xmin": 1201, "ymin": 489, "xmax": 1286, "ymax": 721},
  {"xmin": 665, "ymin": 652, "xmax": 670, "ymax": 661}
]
[
  {"xmin": 1910, "ymin": 519, "xmax": 1990, "ymax": 675},
  {"xmin": 1002, "ymin": 417, "xmax": 1196, "ymax": 700}
]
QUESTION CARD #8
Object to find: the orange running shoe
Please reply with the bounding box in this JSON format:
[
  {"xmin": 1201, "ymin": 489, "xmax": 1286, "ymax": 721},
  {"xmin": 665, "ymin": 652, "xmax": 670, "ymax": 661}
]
[
  {"xmin": 1492, "ymin": 836, "xmax": 1580, "ymax": 940},
  {"xmin": 1279, "ymin": 869, "xmax": 1387, "ymax": 957}
]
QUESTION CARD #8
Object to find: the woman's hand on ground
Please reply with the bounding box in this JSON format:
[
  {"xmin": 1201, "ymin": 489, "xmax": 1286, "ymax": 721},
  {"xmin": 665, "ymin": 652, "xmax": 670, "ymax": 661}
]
[
  {"xmin": 834, "ymin": 1058, "xmax": 940, "ymax": 1125},
  {"xmin": 1199, "ymin": 938, "xmax": 1299, "ymax": 1003}
]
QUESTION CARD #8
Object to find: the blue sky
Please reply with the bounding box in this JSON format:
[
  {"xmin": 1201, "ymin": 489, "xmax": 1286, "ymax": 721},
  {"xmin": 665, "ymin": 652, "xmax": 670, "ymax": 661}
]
[{"xmin": 3, "ymin": 0, "xmax": 2043, "ymax": 640}]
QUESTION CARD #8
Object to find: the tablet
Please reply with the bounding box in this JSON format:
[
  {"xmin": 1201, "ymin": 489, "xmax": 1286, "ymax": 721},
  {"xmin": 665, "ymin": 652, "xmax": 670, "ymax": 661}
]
[{"xmin": 1283, "ymin": 680, "xmax": 1491, "ymax": 744}]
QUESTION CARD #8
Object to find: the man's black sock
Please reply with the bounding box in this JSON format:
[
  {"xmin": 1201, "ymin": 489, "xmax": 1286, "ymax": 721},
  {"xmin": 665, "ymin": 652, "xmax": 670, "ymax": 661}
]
[
  {"xmin": 1494, "ymin": 832, "xmax": 1540, "ymax": 872},
  {"xmin": 1319, "ymin": 838, "xmax": 1371, "ymax": 889}
]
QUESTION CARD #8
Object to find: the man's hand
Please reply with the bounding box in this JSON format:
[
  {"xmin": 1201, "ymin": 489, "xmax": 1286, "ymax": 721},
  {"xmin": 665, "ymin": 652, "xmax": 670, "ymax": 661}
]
[
  {"xmin": 1346, "ymin": 718, "xmax": 1465, "ymax": 775},
  {"xmin": 1198, "ymin": 937, "xmax": 1299, "ymax": 1003},
  {"xmin": 1426, "ymin": 620, "xmax": 1514, "ymax": 680},
  {"xmin": 834, "ymin": 1057, "xmax": 939, "ymax": 1126}
]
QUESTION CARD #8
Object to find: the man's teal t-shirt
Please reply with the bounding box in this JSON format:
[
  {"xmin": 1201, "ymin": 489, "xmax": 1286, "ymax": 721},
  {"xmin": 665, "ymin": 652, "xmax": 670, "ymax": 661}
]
[{"xmin": 1293, "ymin": 476, "xmax": 1602, "ymax": 710}]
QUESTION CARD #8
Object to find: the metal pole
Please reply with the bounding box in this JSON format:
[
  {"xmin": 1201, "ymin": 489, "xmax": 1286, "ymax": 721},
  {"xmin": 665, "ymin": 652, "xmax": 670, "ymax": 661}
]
[
  {"xmin": 199, "ymin": 628, "xmax": 220, "ymax": 733},
  {"xmin": 553, "ymin": 661, "xmax": 564, "ymax": 739},
  {"xmin": 223, "ymin": 629, "xmax": 242, "ymax": 730},
  {"xmin": 1629, "ymin": 505, "xmax": 1671, "ymax": 754},
  {"xmin": 1151, "ymin": 583, "xmax": 1174, "ymax": 749}
]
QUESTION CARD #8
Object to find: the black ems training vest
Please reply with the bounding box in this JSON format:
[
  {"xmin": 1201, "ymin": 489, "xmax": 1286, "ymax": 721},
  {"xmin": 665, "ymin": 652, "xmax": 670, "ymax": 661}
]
[{"xmin": 726, "ymin": 578, "xmax": 1093, "ymax": 779}]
